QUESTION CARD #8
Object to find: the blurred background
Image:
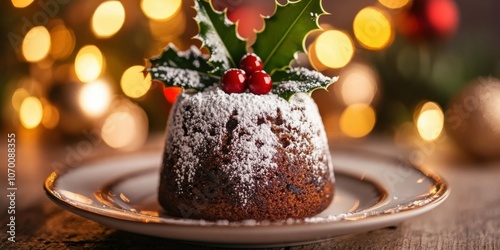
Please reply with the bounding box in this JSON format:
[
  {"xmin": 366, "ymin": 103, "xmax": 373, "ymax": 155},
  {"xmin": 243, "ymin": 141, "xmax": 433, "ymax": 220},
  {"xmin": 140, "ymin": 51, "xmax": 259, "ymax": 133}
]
[{"xmin": 1, "ymin": 0, "xmax": 500, "ymax": 207}]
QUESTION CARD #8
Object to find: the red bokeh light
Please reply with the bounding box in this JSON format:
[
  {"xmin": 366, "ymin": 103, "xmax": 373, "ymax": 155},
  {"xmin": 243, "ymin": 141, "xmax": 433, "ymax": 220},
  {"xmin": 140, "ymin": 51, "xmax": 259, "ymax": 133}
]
[{"xmin": 163, "ymin": 86, "xmax": 183, "ymax": 104}]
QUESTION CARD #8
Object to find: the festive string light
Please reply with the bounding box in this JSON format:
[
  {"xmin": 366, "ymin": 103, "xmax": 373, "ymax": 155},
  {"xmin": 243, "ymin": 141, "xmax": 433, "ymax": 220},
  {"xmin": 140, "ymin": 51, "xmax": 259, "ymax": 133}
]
[
  {"xmin": 340, "ymin": 104, "xmax": 376, "ymax": 138},
  {"xmin": 163, "ymin": 87, "xmax": 183, "ymax": 104},
  {"xmin": 11, "ymin": 88, "xmax": 30, "ymax": 112},
  {"xmin": 22, "ymin": 26, "xmax": 51, "ymax": 62},
  {"xmin": 92, "ymin": 1, "xmax": 126, "ymax": 38},
  {"xmin": 416, "ymin": 101, "xmax": 444, "ymax": 141},
  {"xmin": 307, "ymin": 43, "xmax": 328, "ymax": 71},
  {"xmin": 141, "ymin": 0, "xmax": 182, "ymax": 21},
  {"xmin": 75, "ymin": 45, "xmax": 104, "ymax": 82},
  {"xmin": 78, "ymin": 80, "xmax": 111, "ymax": 117},
  {"xmin": 102, "ymin": 112, "xmax": 136, "ymax": 149},
  {"xmin": 121, "ymin": 65, "xmax": 152, "ymax": 98},
  {"xmin": 337, "ymin": 63, "xmax": 378, "ymax": 105},
  {"xmin": 41, "ymin": 103, "xmax": 60, "ymax": 129},
  {"xmin": 49, "ymin": 23, "xmax": 75, "ymax": 60},
  {"xmin": 101, "ymin": 101, "xmax": 148, "ymax": 150},
  {"xmin": 148, "ymin": 9, "xmax": 186, "ymax": 42},
  {"xmin": 378, "ymin": 0, "xmax": 410, "ymax": 9},
  {"xmin": 19, "ymin": 97, "xmax": 43, "ymax": 129},
  {"xmin": 314, "ymin": 30, "xmax": 354, "ymax": 69},
  {"xmin": 353, "ymin": 7, "xmax": 393, "ymax": 50},
  {"xmin": 11, "ymin": 0, "xmax": 33, "ymax": 8}
]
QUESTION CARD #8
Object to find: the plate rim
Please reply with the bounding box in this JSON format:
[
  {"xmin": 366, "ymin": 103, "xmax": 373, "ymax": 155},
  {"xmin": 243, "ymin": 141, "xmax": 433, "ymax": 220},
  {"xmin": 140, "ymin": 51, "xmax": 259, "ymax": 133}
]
[{"xmin": 43, "ymin": 148, "xmax": 450, "ymax": 243}]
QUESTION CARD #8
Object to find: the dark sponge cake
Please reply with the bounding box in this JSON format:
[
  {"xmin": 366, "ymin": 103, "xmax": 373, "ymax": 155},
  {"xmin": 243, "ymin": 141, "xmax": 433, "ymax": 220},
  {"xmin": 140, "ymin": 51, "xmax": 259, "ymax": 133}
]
[{"xmin": 158, "ymin": 87, "xmax": 334, "ymax": 221}]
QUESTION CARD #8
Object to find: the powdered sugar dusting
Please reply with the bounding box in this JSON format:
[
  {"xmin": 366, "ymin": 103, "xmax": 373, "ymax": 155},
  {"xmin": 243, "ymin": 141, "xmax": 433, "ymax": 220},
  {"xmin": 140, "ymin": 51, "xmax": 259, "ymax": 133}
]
[
  {"xmin": 276, "ymin": 67, "xmax": 337, "ymax": 92},
  {"xmin": 271, "ymin": 67, "xmax": 339, "ymax": 100},
  {"xmin": 164, "ymin": 87, "xmax": 332, "ymax": 206},
  {"xmin": 152, "ymin": 67, "xmax": 205, "ymax": 89}
]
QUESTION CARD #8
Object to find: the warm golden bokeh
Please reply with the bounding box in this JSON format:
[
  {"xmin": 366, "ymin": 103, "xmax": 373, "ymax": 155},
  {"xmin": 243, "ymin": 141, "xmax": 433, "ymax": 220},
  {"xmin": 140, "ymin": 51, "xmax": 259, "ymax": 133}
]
[
  {"xmin": 75, "ymin": 45, "xmax": 104, "ymax": 82},
  {"xmin": 353, "ymin": 7, "xmax": 393, "ymax": 50},
  {"xmin": 141, "ymin": 0, "xmax": 182, "ymax": 21},
  {"xmin": 314, "ymin": 30, "xmax": 354, "ymax": 69},
  {"xmin": 20, "ymin": 96, "xmax": 43, "ymax": 129},
  {"xmin": 22, "ymin": 26, "xmax": 51, "ymax": 62},
  {"xmin": 148, "ymin": 9, "xmax": 186, "ymax": 42},
  {"xmin": 102, "ymin": 112, "xmax": 136, "ymax": 149},
  {"xmin": 416, "ymin": 101, "xmax": 444, "ymax": 141},
  {"xmin": 340, "ymin": 104, "xmax": 376, "ymax": 138},
  {"xmin": 337, "ymin": 63, "xmax": 378, "ymax": 105},
  {"xmin": 78, "ymin": 80, "xmax": 112, "ymax": 117},
  {"xmin": 121, "ymin": 66, "xmax": 152, "ymax": 99},
  {"xmin": 41, "ymin": 103, "xmax": 60, "ymax": 129},
  {"xmin": 378, "ymin": 0, "xmax": 410, "ymax": 9},
  {"xmin": 11, "ymin": 88, "xmax": 30, "ymax": 112},
  {"xmin": 101, "ymin": 101, "xmax": 149, "ymax": 151},
  {"xmin": 91, "ymin": 1, "xmax": 126, "ymax": 38},
  {"xmin": 11, "ymin": 0, "xmax": 34, "ymax": 8},
  {"xmin": 49, "ymin": 23, "xmax": 75, "ymax": 60}
]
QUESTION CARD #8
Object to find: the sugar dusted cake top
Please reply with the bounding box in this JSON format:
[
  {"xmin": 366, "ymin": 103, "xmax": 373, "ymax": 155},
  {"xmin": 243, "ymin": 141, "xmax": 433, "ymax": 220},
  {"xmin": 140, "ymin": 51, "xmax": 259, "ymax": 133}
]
[{"xmin": 165, "ymin": 87, "xmax": 332, "ymax": 205}]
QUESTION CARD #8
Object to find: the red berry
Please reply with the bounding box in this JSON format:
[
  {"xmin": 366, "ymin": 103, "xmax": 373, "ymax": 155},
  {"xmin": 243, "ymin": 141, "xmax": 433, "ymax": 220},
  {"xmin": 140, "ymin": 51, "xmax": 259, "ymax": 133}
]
[
  {"xmin": 221, "ymin": 68, "xmax": 247, "ymax": 94},
  {"xmin": 248, "ymin": 70, "xmax": 272, "ymax": 95},
  {"xmin": 239, "ymin": 53, "xmax": 263, "ymax": 76}
]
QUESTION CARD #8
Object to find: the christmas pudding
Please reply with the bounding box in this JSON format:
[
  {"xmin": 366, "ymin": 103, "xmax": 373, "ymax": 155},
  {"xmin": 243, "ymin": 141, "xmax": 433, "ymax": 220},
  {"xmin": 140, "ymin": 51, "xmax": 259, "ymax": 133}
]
[
  {"xmin": 159, "ymin": 87, "xmax": 334, "ymax": 221},
  {"xmin": 149, "ymin": 0, "xmax": 338, "ymax": 221}
]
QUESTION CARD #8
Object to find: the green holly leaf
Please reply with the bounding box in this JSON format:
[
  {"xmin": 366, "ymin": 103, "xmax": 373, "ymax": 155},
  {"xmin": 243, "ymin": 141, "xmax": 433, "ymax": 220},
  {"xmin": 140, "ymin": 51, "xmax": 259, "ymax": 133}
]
[
  {"xmin": 148, "ymin": 44, "xmax": 219, "ymax": 90},
  {"xmin": 271, "ymin": 67, "xmax": 338, "ymax": 100},
  {"xmin": 194, "ymin": 0, "xmax": 247, "ymax": 76},
  {"xmin": 253, "ymin": 0, "xmax": 327, "ymax": 74}
]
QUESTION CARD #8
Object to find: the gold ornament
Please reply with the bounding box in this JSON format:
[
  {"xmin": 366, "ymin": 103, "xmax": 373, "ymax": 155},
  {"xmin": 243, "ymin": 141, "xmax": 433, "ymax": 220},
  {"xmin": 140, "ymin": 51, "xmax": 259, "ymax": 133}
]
[{"xmin": 445, "ymin": 77, "xmax": 500, "ymax": 160}]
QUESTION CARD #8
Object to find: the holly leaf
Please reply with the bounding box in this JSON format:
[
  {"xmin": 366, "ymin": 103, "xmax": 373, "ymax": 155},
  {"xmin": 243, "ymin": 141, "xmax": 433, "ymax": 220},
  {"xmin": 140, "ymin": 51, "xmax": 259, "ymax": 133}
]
[
  {"xmin": 253, "ymin": 0, "xmax": 327, "ymax": 74},
  {"xmin": 271, "ymin": 67, "xmax": 338, "ymax": 100},
  {"xmin": 148, "ymin": 44, "xmax": 219, "ymax": 90},
  {"xmin": 194, "ymin": 0, "xmax": 247, "ymax": 76}
]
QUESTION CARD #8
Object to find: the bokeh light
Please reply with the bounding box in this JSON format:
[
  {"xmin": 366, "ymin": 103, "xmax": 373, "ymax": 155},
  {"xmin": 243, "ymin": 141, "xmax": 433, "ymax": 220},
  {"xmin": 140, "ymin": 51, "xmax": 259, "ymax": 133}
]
[
  {"xmin": 49, "ymin": 23, "xmax": 75, "ymax": 60},
  {"xmin": 121, "ymin": 65, "xmax": 152, "ymax": 98},
  {"xmin": 78, "ymin": 80, "xmax": 112, "ymax": 117},
  {"xmin": 353, "ymin": 7, "xmax": 393, "ymax": 50},
  {"xmin": 314, "ymin": 30, "xmax": 354, "ymax": 69},
  {"xmin": 378, "ymin": 0, "xmax": 410, "ymax": 9},
  {"xmin": 340, "ymin": 104, "xmax": 376, "ymax": 138},
  {"xmin": 427, "ymin": 0, "xmax": 459, "ymax": 37},
  {"xmin": 337, "ymin": 63, "xmax": 378, "ymax": 105},
  {"xmin": 41, "ymin": 103, "xmax": 60, "ymax": 129},
  {"xmin": 22, "ymin": 26, "xmax": 51, "ymax": 62},
  {"xmin": 11, "ymin": 88, "xmax": 30, "ymax": 112},
  {"xmin": 20, "ymin": 97, "xmax": 43, "ymax": 129},
  {"xmin": 141, "ymin": 0, "xmax": 182, "ymax": 21},
  {"xmin": 11, "ymin": 0, "xmax": 34, "ymax": 8},
  {"xmin": 307, "ymin": 43, "xmax": 328, "ymax": 71},
  {"xmin": 416, "ymin": 101, "xmax": 444, "ymax": 141},
  {"xmin": 148, "ymin": 9, "xmax": 186, "ymax": 42},
  {"xmin": 101, "ymin": 101, "xmax": 149, "ymax": 151},
  {"xmin": 163, "ymin": 87, "xmax": 183, "ymax": 104},
  {"xmin": 75, "ymin": 45, "xmax": 104, "ymax": 82},
  {"xmin": 91, "ymin": 1, "xmax": 126, "ymax": 38}
]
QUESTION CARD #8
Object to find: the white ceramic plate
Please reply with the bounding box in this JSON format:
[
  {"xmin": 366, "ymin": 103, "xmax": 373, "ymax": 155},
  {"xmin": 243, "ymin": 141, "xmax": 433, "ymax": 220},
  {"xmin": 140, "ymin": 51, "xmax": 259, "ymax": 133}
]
[{"xmin": 44, "ymin": 148, "xmax": 449, "ymax": 247}]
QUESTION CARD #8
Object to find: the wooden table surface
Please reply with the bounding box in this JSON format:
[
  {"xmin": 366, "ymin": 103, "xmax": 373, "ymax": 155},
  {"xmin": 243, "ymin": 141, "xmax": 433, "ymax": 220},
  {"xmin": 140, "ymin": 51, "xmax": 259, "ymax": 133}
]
[{"xmin": 1, "ymin": 135, "xmax": 499, "ymax": 249}]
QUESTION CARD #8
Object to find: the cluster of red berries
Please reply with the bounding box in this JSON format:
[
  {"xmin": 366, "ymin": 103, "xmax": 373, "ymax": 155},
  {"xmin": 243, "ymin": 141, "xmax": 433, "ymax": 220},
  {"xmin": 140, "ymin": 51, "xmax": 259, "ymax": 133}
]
[{"xmin": 220, "ymin": 53, "xmax": 272, "ymax": 95}]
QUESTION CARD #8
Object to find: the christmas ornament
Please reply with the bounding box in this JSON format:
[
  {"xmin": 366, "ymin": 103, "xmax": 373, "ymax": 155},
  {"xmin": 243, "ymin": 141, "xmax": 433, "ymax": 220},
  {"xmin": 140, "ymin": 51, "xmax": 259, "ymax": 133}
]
[{"xmin": 445, "ymin": 78, "xmax": 500, "ymax": 160}]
